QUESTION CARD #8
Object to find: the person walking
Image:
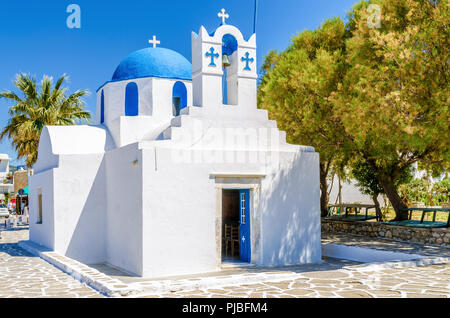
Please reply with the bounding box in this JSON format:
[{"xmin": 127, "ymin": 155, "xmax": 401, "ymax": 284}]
[{"xmin": 23, "ymin": 204, "xmax": 29, "ymax": 224}]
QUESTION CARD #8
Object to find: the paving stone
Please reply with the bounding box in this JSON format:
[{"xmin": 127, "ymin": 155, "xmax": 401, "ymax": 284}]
[
  {"xmin": 2, "ymin": 228, "xmax": 450, "ymax": 298},
  {"xmin": 405, "ymin": 293, "xmax": 445, "ymax": 298},
  {"xmin": 337, "ymin": 290, "xmax": 374, "ymax": 298},
  {"xmin": 0, "ymin": 228, "xmax": 103, "ymax": 298},
  {"xmin": 248, "ymin": 292, "xmax": 265, "ymax": 298},
  {"xmin": 284, "ymin": 288, "xmax": 316, "ymax": 296},
  {"xmin": 302, "ymin": 271, "xmax": 350, "ymax": 279}
]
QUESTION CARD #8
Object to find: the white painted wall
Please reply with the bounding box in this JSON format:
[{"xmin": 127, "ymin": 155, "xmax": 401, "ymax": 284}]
[
  {"xmin": 30, "ymin": 125, "xmax": 111, "ymax": 264},
  {"xmin": 141, "ymin": 147, "xmax": 219, "ymax": 277},
  {"xmin": 259, "ymin": 151, "xmax": 321, "ymax": 266},
  {"xmin": 135, "ymin": 141, "xmax": 320, "ymax": 277},
  {"xmin": 0, "ymin": 157, "xmax": 10, "ymax": 180},
  {"xmin": 105, "ymin": 143, "xmax": 144, "ymax": 276},
  {"xmin": 52, "ymin": 154, "xmax": 107, "ymax": 264},
  {"xmin": 29, "ymin": 169, "xmax": 55, "ymax": 249},
  {"xmin": 98, "ymin": 77, "xmax": 192, "ymax": 148}
]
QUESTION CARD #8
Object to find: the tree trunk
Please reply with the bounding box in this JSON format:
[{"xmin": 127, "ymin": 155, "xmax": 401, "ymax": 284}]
[
  {"xmin": 371, "ymin": 194, "xmax": 382, "ymax": 222},
  {"xmin": 319, "ymin": 162, "xmax": 330, "ymax": 217},
  {"xmin": 378, "ymin": 177, "xmax": 408, "ymax": 221},
  {"xmin": 338, "ymin": 175, "xmax": 342, "ymax": 207}
]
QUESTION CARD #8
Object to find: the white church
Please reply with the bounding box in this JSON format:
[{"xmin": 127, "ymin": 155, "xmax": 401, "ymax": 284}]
[{"xmin": 28, "ymin": 12, "xmax": 321, "ymax": 278}]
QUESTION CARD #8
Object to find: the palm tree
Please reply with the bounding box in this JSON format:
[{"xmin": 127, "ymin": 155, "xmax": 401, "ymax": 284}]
[{"xmin": 0, "ymin": 73, "xmax": 91, "ymax": 167}]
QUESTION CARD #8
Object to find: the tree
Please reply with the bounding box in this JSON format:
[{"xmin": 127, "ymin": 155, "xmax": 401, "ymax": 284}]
[
  {"xmin": 351, "ymin": 160, "xmax": 412, "ymax": 220},
  {"xmin": 258, "ymin": 18, "xmax": 349, "ymax": 217},
  {"xmin": 331, "ymin": 0, "xmax": 449, "ymax": 220},
  {"xmin": 0, "ymin": 74, "xmax": 91, "ymax": 167},
  {"xmin": 258, "ymin": 0, "xmax": 448, "ymax": 221}
]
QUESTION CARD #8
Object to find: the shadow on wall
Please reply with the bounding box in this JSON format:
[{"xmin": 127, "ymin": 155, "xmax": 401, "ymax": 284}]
[
  {"xmin": 65, "ymin": 156, "xmax": 107, "ymax": 264},
  {"xmin": 259, "ymin": 151, "xmax": 321, "ymax": 266}
]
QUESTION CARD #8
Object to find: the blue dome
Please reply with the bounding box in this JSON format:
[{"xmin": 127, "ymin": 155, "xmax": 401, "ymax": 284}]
[{"xmin": 112, "ymin": 47, "xmax": 192, "ymax": 82}]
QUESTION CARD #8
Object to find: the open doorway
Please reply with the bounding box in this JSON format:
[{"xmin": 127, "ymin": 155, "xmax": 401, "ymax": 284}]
[{"xmin": 221, "ymin": 189, "xmax": 251, "ymax": 263}]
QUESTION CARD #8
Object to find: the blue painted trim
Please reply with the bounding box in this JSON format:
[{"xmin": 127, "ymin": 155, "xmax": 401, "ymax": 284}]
[
  {"xmin": 239, "ymin": 189, "xmax": 251, "ymax": 263},
  {"xmin": 241, "ymin": 52, "xmax": 254, "ymax": 71},
  {"xmin": 125, "ymin": 82, "xmax": 139, "ymax": 116},
  {"xmin": 172, "ymin": 81, "xmax": 187, "ymax": 115},
  {"xmin": 100, "ymin": 90, "xmax": 105, "ymax": 123},
  {"xmin": 206, "ymin": 47, "xmax": 220, "ymax": 67}
]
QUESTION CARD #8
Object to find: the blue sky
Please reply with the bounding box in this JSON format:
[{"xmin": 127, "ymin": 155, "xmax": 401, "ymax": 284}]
[{"xmin": 0, "ymin": 0, "xmax": 358, "ymax": 166}]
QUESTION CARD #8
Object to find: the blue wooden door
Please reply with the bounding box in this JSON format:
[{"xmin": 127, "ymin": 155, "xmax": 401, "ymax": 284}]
[{"xmin": 239, "ymin": 189, "xmax": 251, "ymax": 262}]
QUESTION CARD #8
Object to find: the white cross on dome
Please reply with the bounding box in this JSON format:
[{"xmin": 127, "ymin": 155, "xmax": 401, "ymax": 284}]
[{"xmin": 148, "ymin": 35, "xmax": 160, "ymax": 48}]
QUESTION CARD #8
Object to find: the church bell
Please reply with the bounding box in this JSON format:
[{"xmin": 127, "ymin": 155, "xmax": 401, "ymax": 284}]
[{"xmin": 222, "ymin": 54, "xmax": 231, "ymax": 68}]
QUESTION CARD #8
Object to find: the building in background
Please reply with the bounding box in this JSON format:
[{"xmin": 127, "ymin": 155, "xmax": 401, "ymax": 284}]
[
  {"xmin": 13, "ymin": 167, "xmax": 32, "ymax": 214},
  {"xmin": 0, "ymin": 154, "xmax": 14, "ymax": 201}
]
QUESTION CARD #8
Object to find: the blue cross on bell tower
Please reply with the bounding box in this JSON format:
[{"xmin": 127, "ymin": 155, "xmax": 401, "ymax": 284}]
[
  {"xmin": 241, "ymin": 52, "xmax": 254, "ymax": 71},
  {"xmin": 206, "ymin": 47, "xmax": 220, "ymax": 67}
]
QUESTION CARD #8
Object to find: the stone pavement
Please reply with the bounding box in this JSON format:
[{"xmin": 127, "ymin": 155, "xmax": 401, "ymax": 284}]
[
  {"xmin": 134, "ymin": 233, "xmax": 450, "ymax": 298},
  {"xmin": 140, "ymin": 262, "xmax": 450, "ymax": 298},
  {"xmin": 0, "ymin": 226, "xmax": 103, "ymax": 298},
  {"xmin": 1, "ymin": 226, "xmax": 449, "ymax": 298}
]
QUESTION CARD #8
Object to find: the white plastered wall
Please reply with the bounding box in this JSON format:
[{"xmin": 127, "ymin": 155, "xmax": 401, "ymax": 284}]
[
  {"xmin": 259, "ymin": 151, "xmax": 322, "ymax": 266},
  {"xmin": 29, "ymin": 169, "xmax": 55, "ymax": 249},
  {"xmin": 105, "ymin": 143, "xmax": 144, "ymax": 276},
  {"xmin": 136, "ymin": 142, "xmax": 321, "ymax": 277},
  {"xmin": 52, "ymin": 154, "xmax": 107, "ymax": 264},
  {"xmin": 29, "ymin": 126, "xmax": 112, "ymax": 265},
  {"xmin": 97, "ymin": 78, "xmax": 192, "ymax": 148}
]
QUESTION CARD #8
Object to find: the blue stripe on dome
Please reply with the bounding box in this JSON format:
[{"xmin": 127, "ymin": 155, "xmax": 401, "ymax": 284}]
[{"xmin": 112, "ymin": 47, "xmax": 192, "ymax": 82}]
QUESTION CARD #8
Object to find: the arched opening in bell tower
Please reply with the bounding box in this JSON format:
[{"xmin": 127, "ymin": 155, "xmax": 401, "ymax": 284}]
[
  {"xmin": 221, "ymin": 34, "xmax": 238, "ymax": 105},
  {"xmin": 172, "ymin": 81, "xmax": 187, "ymax": 116}
]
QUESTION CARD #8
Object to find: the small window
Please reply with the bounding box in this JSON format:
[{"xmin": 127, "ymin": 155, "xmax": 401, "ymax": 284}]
[
  {"xmin": 37, "ymin": 187, "xmax": 42, "ymax": 224},
  {"xmin": 125, "ymin": 82, "xmax": 139, "ymax": 116},
  {"xmin": 172, "ymin": 81, "xmax": 187, "ymax": 117},
  {"xmin": 172, "ymin": 97, "xmax": 181, "ymax": 116},
  {"xmin": 100, "ymin": 90, "xmax": 105, "ymax": 123}
]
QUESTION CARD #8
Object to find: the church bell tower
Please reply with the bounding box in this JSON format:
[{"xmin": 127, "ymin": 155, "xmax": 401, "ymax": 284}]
[{"xmin": 191, "ymin": 9, "xmax": 258, "ymax": 112}]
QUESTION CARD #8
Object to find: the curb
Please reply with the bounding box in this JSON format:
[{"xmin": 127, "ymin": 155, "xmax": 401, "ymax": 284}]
[
  {"xmin": 18, "ymin": 240, "xmax": 139, "ymax": 297},
  {"xmin": 343, "ymin": 256, "xmax": 450, "ymax": 272}
]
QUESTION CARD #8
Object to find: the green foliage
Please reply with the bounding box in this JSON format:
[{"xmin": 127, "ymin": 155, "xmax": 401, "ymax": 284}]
[
  {"xmin": 258, "ymin": 0, "xmax": 449, "ymax": 220},
  {"xmin": 352, "ymin": 161, "xmax": 413, "ymax": 197},
  {"xmin": 332, "ymin": 0, "xmax": 449, "ymax": 180},
  {"xmin": 258, "ymin": 17, "xmax": 350, "ymax": 215},
  {"xmin": 0, "ymin": 74, "xmax": 91, "ymax": 167},
  {"xmin": 258, "ymin": 17, "xmax": 348, "ymax": 166},
  {"xmin": 399, "ymin": 177, "xmax": 450, "ymax": 206},
  {"xmin": 2, "ymin": 192, "xmax": 10, "ymax": 205},
  {"xmin": 398, "ymin": 179, "xmax": 429, "ymax": 204},
  {"xmin": 352, "ymin": 161, "xmax": 385, "ymax": 197},
  {"xmin": 438, "ymin": 178, "xmax": 450, "ymax": 193},
  {"xmin": 433, "ymin": 177, "xmax": 450, "ymax": 204}
]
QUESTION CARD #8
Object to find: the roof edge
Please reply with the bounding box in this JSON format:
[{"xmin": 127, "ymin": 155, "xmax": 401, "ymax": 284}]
[{"xmin": 96, "ymin": 75, "xmax": 192, "ymax": 93}]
